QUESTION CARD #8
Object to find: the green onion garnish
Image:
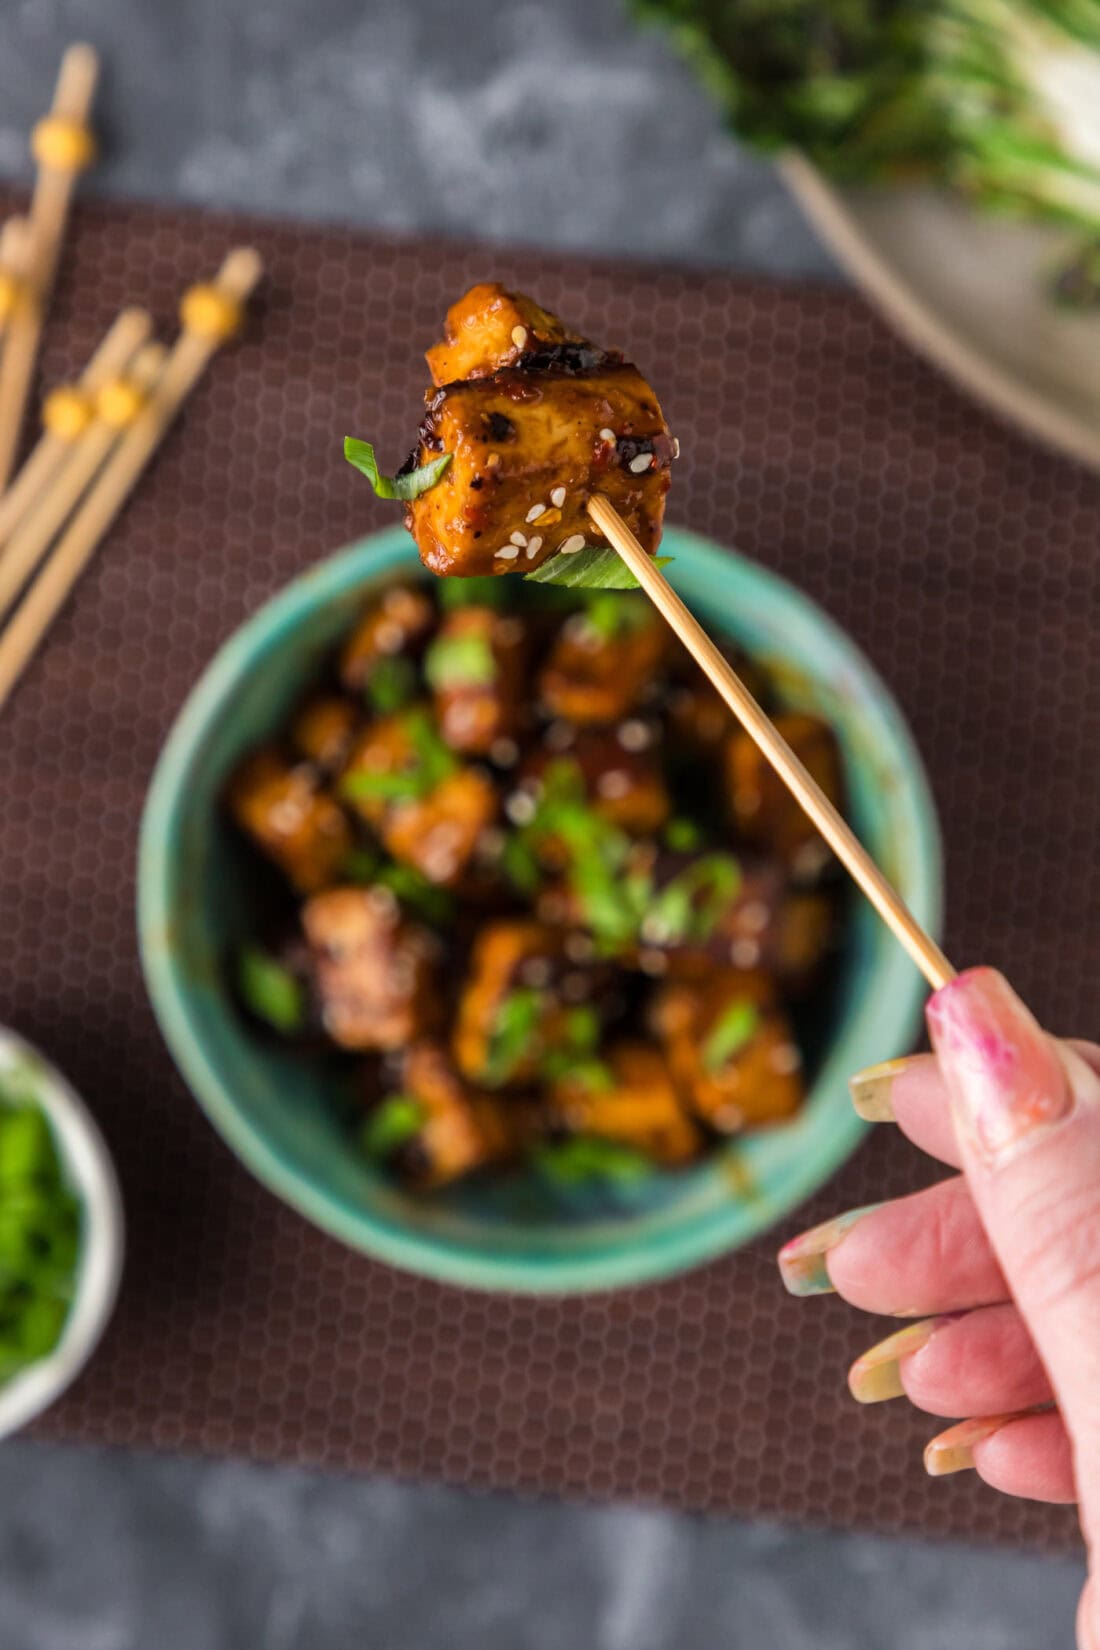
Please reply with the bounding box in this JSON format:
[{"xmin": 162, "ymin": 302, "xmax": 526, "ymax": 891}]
[
  {"xmin": 702, "ymin": 1001, "xmax": 761, "ymax": 1073},
  {"xmin": 344, "ymin": 437, "xmax": 452, "ymax": 501},
  {"xmin": 236, "ymin": 946, "xmax": 306, "ymax": 1035}
]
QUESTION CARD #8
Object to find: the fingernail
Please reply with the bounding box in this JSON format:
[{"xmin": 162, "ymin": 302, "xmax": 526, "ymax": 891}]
[
  {"xmin": 923, "ymin": 1410, "xmax": 1030, "ymax": 1476},
  {"xmin": 777, "ymin": 1204, "xmax": 883, "ymax": 1296},
  {"xmin": 848, "ymin": 1318, "xmax": 940, "ymax": 1404},
  {"xmin": 926, "ymin": 968, "xmax": 1071, "ymax": 1167},
  {"xmin": 848, "ymin": 1057, "xmax": 914, "ymax": 1122}
]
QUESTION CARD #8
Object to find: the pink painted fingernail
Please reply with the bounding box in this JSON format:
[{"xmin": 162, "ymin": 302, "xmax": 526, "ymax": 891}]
[
  {"xmin": 926, "ymin": 968, "xmax": 1070, "ymax": 1168},
  {"xmin": 924, "ymin": 1410, "xmax": 1034, "ymax": 1477},
  {"xmin": 848, "ymin": 1317, "xmax": 942, "ymax": 1404},
  {"xmin": 777, "ymin": 1204, "xmax": 883, "ymax": 1296}
]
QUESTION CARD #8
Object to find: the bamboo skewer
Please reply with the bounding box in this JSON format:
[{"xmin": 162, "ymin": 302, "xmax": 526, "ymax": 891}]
[
  {"xmin": 0, "ymin": 338, "xmax": 165, "ymax": 622},
  {"xmin": 0, "ymin": 247, "xmax": 263, "ymax": 711},
  {"xmin": 586, "ymin": 493, "xmax": 955, "ymax": 992},
  {"xmin": 0, "ymin": 44, "xmax": 99, "ymax": 494},
  {"xmin": 0, "ymin": 217, "xmax": 33, "ymax": 345},
  {"xmin": 0, "ymin": 307, "xmax": 151, "ymax": 551}
]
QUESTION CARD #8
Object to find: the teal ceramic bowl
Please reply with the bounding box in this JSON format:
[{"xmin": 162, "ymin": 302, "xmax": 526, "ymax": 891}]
[{"xmin": 139, "ymin": 526, "xmax": 941, "ymax": 1294}]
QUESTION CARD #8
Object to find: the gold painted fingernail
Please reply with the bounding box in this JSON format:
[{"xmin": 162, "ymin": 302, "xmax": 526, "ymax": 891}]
[
  {"xmin": 848, "ymin": 1058, "xmax": 912, "ymax": 1122},
  {"xmin": 777, "ymin": 1204, "xmax": 883, "ymax": 1296},
  {"xmin": 848, "ymin": 1318, "xmax": 939, "ymax": 1404},
  {"xmin": 924, "ymin": 1411, "xmax": 1026, "ymax": 1476}
]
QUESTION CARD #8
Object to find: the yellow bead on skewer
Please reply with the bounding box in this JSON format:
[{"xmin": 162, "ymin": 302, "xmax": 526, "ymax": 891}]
[
  {"xmin": 30, "ymin": 115, "xmax": 96, "ymax": 174},
  {"xmin": 179, "ymin": 283, "xmax": 244, "ymax": 343},
  {"xmin": 95, "ymin": 375, "xmax": 147, "ymax": 429},
  {"xmin": 41, "ymin": 384, "xmax": 95, "ymax": 441},
  {"xmin": 0, "ymin": 270, "xmax": 26, "ymax": 327}
]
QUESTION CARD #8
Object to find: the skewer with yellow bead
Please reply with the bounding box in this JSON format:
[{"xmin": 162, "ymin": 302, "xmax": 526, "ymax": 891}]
[
  {"xmin": 0, "ymin": 307, "xmax": 151, "ymax": 550},
  {"xmin": 0, "ymin": 335, "xmax": 165, "ymax": 621},
  {"xmin": 0, "ymin": 219, "xmax": 33, "ymax": 343},
  {"xmin": 0, "ymin": 44, "xmax": 99, "ymax": 494},
  {"xmin": 0, "ymin": 247, "xmax": 263, "ymax": 710}
]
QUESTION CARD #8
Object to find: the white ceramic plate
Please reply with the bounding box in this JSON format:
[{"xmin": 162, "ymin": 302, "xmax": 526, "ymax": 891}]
[
  {"xmin": 782, "ymin": 153, "xmax": 1100, "ymax": 476},
  {"xmin": 0, "ymin": 1028, "xmax": 124, "ymax": 1440}
]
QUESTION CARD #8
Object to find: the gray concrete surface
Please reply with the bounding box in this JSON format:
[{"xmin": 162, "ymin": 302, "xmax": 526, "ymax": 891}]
[
  {"xmin": 0, "ymin": 3, "xmax": 1084, "ymax": 1647},
  {"xmin": 0, "ymin": 1441, "xmax": 1086, "ymax": 1650},
  {"xmin": 0, "ymin": 0, "xmax": 834, "ymax": 274}
]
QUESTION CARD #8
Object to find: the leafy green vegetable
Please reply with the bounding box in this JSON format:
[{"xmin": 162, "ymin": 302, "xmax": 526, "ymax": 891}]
[
  {"xmin": 629, "ymin": 0, "xmax": 1100, "ymax": 280},
  {"xmin": 360, "ymin": 1096, "xmax": 424, "ymax": 1161},
  {"xmin": 237, "ymin": 946, "xmax": 306, "ymax": 1035},
  {"xmin": 531, "ymin": 1136, "xmax": 653, "ymax": 1187},
  {"xmin": 703, "ymin": 1000, "xmax": 762, "ymax": 1072},
  {"xmin": 365, "ymin": 654, "xmax": 417, "ymax": 714},
  {"xmin": 483, "ymin": 988, "xmax": 545, "ymax": 1087},
  {"xmin": 344, "ymin": 437, "xmax": 452, "ymax": 502},
  {"xmin": 424, "ymin": 631, "xmax": 496, "ymax": 691},
  {"xmin": 0, "ymin": 1079, "xmax": 80, "ymax": 1384},
  {"xmin": 525, "ymin": 545, "xmax": 673, "ymax": 590}
]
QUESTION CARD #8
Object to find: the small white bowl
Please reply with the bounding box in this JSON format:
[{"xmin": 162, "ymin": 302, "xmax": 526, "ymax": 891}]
[{"xmin": 0, "ymin": 1027, "xmax": 124, "ymax": 1440}]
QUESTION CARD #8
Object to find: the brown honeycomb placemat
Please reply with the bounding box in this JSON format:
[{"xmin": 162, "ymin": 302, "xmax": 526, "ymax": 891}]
[{"xmin": 2, "ymin": 189, "xmax": 1093, "ymax": 1552}]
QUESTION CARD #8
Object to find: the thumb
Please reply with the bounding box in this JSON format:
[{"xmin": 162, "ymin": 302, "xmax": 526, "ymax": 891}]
[{"xmin": 927, "ymin": 969, "xmax": 1100, "ymax": 1549}]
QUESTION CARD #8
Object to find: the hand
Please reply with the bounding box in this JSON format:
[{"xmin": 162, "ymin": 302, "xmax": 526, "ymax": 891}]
[{"xmin": 777, "ymin": 968, "xmax": 1100, "ymax": 1650}]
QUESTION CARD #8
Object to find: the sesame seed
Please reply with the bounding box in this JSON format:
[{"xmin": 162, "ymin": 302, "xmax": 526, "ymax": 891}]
[
  {"xmin": 525, "ymin": 536, "xmax": 542, "ymax": 558},
  {"xmin": 365, "ymin": 885, "xmax": 400, "ymax": 922},
  {"xmin": 489, "ymin": 737, "xmax": 519, "ymax": 767},
  {"xmin": 373, "ymin": 618, "xmax": 404, "ymax": 654},
  {"xmin": 617, "ymin": 718, "xmax": 651, "ymax": 752},
  {"xmin": 713, "ymin": 1103, "xmax": 745, "ymax": 1133},
  {"xmin": 638, "ymin": 948, "xmax": 669, "ymax": 977},
  {"xmin": 520, "ymin": 957, "xmax": 553, "ymax": 988},
  {"xmin": 505, "ymin": 791, "xmax": 537, "ymax": 825},
  {"xmin": 511, "ymin": 325, "xmax": 528, "ymax": 348},
  {"xmin": 739, "ymin": 899, "xmax": 771, "ymax": 934},
  {"xmin": 671, "ymin": 436, "xmax": 680, "ymax": 459},
  {"xmin": 544, "ymin": 720, "xmax": 575, "ymax": 752},
  {"xmin": 597, "ymin": 770, "xmax": 632, "ymax": 800},
  {"xmin": 565, "ymin": 931, "xmax": 595, "ymax": 963},
  {"xmin": 550, "ymin": 486, "xmax": 566, "ymax": 508},
  {"xmin": 560, "ymin": 534, "xmax": 585, "ymax": 555},
  {"xmin": 771, "ymin": 1043, "xmax": 802, "ymax": 1075},
  {"xmin": 640, "ymin": 914, "xmax": 671, "ymax": 945},
  {"xmin": 730, "ymin": 938, "xmax": 761, "ymax": 969},
  {"xmin": 510, "ymin": 530, "xmax": 527, "ymax": 547},
  {"xmin": 495, "ymin": 545, "xmax": 520, "ymax": 561},
  {"xmin": 629, "ymin": 453, "xmax": 652, "ymax": 474},
  {"xmin": 526, "ymin": 502, "xmax": 547, "ymax": 523},
  {"xmin": 793, "ymin": 839, "xmax": 832, "ymax": 881},
  {"xmin": 599, "ymin": 427, "xmax": 616, "ymax": 442},
  {"xmin": 486, "ymin": 452, "xmax": 501, "ymax": 468}
]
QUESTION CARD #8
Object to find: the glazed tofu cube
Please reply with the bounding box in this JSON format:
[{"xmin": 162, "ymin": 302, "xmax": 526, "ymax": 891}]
[
  {"xmin": 518, "ymin": 723, "xmax": 670, "ymax": 838},
  {"xmin": 404, "ymin": 365, "xmax": 672, "ymax": 578},
  {"xmin": 666, "ymin": 650, "xmax": 771, "ymax": 755},
  {"xmin": 378, "ymin": 1041, "xmax": 516, "ymax": 1188},
  {"xmin": 652, "ymin": 970, "xmax": 804, "ymax": 1132},
  {"xmin": 227, "ymin": 749, "xmax": 353, "ymax": 894},
  {"xmin": 339, "ymin": 584, "xmax": 435, "ymax": 696},
  {"xmin": 289, "ymin": 696, "xmax": 359, "ymax": 774},
  {"xmin": 425, "ymin": 283, "xmax": 585, "ymax": 385},
  {"xmin": 538, "ymin": 600, "xmax": 668, "ymax": 725},
  {"xmin": 425, "ymin": 605, "xmax": 528, "ymax": 755},
  {"xmin": 549, "ymin": 1044, "xmax": 702, "ymax": 1166},
  {"xmin": 301, "ymin": 885, "xmax": 439, "ymax": 1051},
  {"xmin": 453, "ymin": 920, "xmax": 606, "ymax": 1087},
  {"xmin": 340, "ymin": 707, "xmax": 498, "ymax": 885},
  {"xmin": 726, "ymin": 713, "xmax": 843, "ymax": 878}
]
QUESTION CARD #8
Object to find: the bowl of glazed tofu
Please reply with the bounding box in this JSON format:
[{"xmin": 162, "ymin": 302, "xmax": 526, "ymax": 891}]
[{"xmin": 138, "ymin": 525, "xmax": 941, "ymax": 1292}]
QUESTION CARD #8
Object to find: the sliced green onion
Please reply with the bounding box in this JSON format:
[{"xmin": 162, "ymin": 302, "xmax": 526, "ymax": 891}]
[
  {"xmin": 483, "ymin": 987, "xmax": 544, "ymax": 1087},
  {"xmin": 344, "ymin": 437, "xmax": 452, "ymax": 502},
  {"xmin": 424, "ymin": 631, "xmax": 496, "ymax": 691},
  {"xmin": 702, "ymin": 1001, "xmax": 762, "ymax": 1073},
  {"xmin": 531, "ymin": 1136, "xmax": 652, "ymax": 1187},
  {"xmin": 365, "ymin": 654, "xmax": 417, "ymax": 714},
  {"xmin": 236, "ymin": 946, "xmax": 305, "ymax": 1035},
  {"xmin": 360, "ymin": 1096, "xmax": 424, "ymax": 1161}
]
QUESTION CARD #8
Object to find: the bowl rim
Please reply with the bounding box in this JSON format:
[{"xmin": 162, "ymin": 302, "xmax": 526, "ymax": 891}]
[
  {"xmin": 139, "ymin": 526, "xmax": 942, "ymax": 1294},
  {"xmin": 0, "ymin": 1027, "xmax": 125, "ymax": 1437}
]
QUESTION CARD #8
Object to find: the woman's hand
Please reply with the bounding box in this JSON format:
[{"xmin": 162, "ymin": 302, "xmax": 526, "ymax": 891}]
[{"xmin": 777, "ymin": 968, "xmax": 1100, "ymax": 1650}]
